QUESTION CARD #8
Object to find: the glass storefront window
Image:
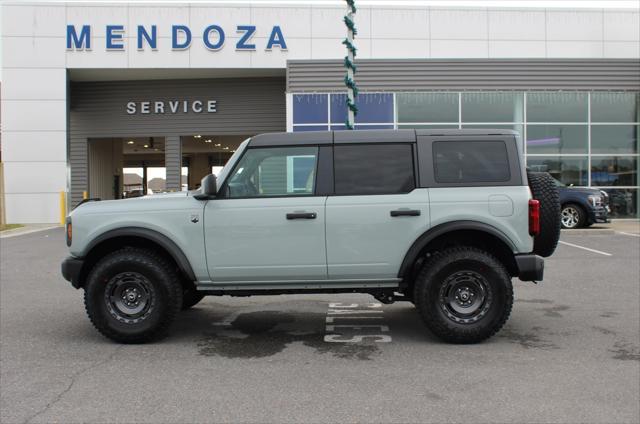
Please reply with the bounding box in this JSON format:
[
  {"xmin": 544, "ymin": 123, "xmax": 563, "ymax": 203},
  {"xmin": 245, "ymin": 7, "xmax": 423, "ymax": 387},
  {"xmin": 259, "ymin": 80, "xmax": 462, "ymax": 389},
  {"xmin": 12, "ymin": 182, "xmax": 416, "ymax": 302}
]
[
  {"xmin": 397, "ymin": 93, "xmax": 458, "ymax": 124},
  {"xmin": 601, "ymin": 188, "xmax": 639, "ymax": 219},
  {"xmin": 293, "ymin": 94, "xmax": 328, "ymax": 124},
  {"xmin": 591, "ymin": 92, "xmax": 639, "ymax": 123},
  {"xmin": 526, "ymin": 125, "xmax": 588, "ymax": 154},
  {"xmin": 591, "ymin": 156, "xmax": 638, "ymax": 186},
  {"xmin": 591, "ymin": 125, "xmax": 638, "ymax": 154},
  {"xmin": 461, "ymin": 92, "xmax": 524, "ymax": 123},
  {"xmin": 330, "ymin": 93, "xmax": 394, "ymax": 124},
  {"xmin": 398, "ymin": 124, "xmax": 459, "ymax": 129},
  {"xmin": 462, "ymin": 124, "xmax": 523, "ymax": 137},
  {"xmin": 526, "ymin": 156, "xmax": 589, "ymax": 186},
  {"xmin": 527, "ymin": 92, "xmax": 588, "ymax": 123},
  {"xmin": 293, "ymin": 125, "xmax": 329, "ymax": 132}
]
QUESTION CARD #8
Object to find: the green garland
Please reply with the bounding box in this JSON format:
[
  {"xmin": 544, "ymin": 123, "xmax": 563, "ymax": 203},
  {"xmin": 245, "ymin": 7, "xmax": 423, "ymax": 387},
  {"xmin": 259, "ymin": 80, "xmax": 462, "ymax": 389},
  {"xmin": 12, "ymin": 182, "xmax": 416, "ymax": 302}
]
[
  {"xmin": 341, "ymin": 38, "xmax": 357, "ymax": 56},
  {"xmin": 343, "ymin": 0, "xmax": 358, "ymax": 129},
  {"xmin": 343, "ymin": 15, "xmax": 357, "ymax": 36}
]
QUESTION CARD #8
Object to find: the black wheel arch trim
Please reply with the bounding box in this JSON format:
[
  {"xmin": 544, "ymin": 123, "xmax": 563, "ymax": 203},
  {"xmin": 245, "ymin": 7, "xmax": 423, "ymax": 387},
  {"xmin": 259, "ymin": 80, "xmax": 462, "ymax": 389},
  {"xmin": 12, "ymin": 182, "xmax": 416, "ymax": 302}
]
[
  {"xmin": 82, "ymin": 227, "xmax": 197, "ymax": 282},
  {"xmin": 398, "ymin": 220, "xmax": 517, "ymax": 279}
]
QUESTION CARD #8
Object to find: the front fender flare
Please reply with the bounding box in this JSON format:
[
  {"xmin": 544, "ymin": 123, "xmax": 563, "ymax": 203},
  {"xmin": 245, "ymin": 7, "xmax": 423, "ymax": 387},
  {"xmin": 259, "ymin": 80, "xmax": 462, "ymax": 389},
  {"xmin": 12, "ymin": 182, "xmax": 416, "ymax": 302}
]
[{"xmin": 82, "ymin": 227, "xmax": 196, "ymax": 282}]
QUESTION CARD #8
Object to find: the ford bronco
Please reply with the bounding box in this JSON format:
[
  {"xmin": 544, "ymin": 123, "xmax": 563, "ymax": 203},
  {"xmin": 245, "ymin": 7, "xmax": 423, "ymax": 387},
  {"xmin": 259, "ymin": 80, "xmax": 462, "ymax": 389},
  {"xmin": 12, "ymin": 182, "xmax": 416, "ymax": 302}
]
[{"xmin": 61, "ymin": 129, "xmax": 561, "ymax": 344}]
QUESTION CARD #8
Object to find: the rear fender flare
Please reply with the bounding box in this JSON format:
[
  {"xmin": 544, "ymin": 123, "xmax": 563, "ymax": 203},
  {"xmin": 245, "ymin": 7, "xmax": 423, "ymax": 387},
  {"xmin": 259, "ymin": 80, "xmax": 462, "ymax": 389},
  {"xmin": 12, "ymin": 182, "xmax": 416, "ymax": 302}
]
[{"xmin": 398, "ymin": 221, "xmax": 516, "ymax": 279}]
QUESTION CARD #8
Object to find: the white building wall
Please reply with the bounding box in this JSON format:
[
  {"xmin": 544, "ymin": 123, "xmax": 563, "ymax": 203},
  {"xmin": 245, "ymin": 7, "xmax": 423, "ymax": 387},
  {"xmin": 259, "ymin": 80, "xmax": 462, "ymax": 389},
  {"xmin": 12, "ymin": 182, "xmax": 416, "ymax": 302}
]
[{"xmin": 1, "ymin": 2, "xmax": 639, "ymax": 223}]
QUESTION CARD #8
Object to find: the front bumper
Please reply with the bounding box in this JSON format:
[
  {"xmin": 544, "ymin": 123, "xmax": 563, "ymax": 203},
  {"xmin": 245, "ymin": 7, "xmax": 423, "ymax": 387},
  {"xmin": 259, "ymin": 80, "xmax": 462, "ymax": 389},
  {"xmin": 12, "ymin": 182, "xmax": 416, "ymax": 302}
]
[
  {"xmin": 515, "ymin": 254, "xmax": 544, "ymax": 282},
  {"xmin": 588, "ymin": 206, "xmax": 610, "ymax": 224},
  {"xmin": 61, "ymin": 256, "xmax": 84, "ymax": 289}
]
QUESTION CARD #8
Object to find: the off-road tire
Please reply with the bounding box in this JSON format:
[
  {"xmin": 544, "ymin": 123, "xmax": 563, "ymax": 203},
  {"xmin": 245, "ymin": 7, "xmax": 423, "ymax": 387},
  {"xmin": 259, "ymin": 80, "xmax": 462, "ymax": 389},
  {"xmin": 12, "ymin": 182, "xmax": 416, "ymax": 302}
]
[
  {"xmin": 84, "ymin": 247, "xmax": 183, "ymax": 343},
  {"xmin": 561, "ymin": 203, "xmax": 586, "ymax": 229},
  {"xmin": 413, "ymin": 247, "xmax": 513, "ymax": 344},
  {"xmin": 527, "ymin": 171, "xmax": 561, "ymax": 257},
  {"xmin": 182, "ymin": 287, "xmax": 205, "ymax": 310}
]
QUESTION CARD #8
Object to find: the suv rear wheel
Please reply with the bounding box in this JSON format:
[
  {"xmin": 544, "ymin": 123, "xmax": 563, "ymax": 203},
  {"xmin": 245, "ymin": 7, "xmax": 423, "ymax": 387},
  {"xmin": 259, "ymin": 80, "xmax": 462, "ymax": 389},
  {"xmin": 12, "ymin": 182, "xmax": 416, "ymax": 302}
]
[
  {"xmin": 84, "ymin": 247, "xmax": 183, "ymax": 343},
  {"xmin": 413, "ymin": 247, "xmax": 513, "ymax": 344}
]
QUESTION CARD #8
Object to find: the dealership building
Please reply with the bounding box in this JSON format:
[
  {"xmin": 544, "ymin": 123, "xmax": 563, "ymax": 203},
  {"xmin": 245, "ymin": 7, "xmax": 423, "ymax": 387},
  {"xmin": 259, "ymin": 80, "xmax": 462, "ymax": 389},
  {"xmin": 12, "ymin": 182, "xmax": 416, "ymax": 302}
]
[{"xmin": 1, "ymin": 1, "xmax": 639, "ymax": 223}]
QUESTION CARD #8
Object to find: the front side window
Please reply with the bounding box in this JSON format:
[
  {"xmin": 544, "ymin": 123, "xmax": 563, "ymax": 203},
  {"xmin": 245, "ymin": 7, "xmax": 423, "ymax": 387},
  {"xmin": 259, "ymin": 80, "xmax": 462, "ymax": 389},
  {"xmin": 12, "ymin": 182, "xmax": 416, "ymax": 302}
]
[
  {"xmin": 334, "ymin": 144, "xmax": 415, "ymax": 195},
  {"xmin": 226, "ymin": 147, "xmax": 318, "ymax": 198},
  {"xmin": 433, "ymin": 141, "xmax": 510, "ymax": 183}
]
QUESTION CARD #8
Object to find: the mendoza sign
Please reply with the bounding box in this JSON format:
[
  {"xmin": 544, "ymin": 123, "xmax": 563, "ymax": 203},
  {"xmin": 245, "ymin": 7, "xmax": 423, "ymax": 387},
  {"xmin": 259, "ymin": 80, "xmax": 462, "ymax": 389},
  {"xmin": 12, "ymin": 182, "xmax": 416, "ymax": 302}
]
[{"xmin": 66, "ymin": 24, "xmax": 287, "ymax": 51}]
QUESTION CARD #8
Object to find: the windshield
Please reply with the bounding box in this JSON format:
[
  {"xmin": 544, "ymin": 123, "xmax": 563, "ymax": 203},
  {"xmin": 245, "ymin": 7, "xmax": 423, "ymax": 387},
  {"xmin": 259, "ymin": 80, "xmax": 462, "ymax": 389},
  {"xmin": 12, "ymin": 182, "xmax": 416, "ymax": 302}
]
[
  {"xmin": 552, "ymin": 178, "xmax": 566, "ymax": 187},
  {"xmin": 216, "ymin": 138, "xmax": 250, "ymax": 185},
  {"xmin": 187, "ymin": 138, "xmax": 250, "ymax": 197}
]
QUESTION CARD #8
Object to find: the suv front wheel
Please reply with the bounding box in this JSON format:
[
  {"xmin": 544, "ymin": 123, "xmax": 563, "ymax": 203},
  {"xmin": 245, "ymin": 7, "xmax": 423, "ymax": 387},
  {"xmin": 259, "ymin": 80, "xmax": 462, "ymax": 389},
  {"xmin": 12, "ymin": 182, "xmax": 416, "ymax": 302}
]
[
  {"xmin": 413, "ymin": 247, "xmax": 513, "ymax": 344},
  {"xmin": 84, "ymin": 247, "xmax": 183, "ymax": 343}
]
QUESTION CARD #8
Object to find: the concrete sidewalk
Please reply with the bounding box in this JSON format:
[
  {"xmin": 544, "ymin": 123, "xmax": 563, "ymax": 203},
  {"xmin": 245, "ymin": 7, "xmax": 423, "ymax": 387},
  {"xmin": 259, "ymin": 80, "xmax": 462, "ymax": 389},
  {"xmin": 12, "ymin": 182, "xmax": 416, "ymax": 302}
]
[{"xmin": 0, "ymin": 224, "xmax": 62, "ymax": 239}]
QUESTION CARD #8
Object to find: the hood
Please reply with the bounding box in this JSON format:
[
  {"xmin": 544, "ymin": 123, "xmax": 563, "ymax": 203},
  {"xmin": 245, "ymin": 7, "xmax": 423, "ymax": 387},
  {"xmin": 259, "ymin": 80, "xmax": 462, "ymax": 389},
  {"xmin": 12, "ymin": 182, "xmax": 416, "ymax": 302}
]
[
  {"xmin": 560, "ymin": 187, "xmax": 602, "ymax": 196},
  {"xmin": 70, "ymin": 191, "xmax": 190, "ymax": 216}
]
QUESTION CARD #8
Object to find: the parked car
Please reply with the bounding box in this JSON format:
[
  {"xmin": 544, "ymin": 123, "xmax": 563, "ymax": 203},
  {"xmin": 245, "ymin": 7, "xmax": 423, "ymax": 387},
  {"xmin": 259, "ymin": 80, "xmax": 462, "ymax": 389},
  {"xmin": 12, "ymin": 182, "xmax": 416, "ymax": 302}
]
[
  {"xmin": 553, "ymin": 179, "xmax": 610, "ymax": 229},
  {"xmin": 61, "ymin": 129, "xmax": 561, "ymax": 344}
]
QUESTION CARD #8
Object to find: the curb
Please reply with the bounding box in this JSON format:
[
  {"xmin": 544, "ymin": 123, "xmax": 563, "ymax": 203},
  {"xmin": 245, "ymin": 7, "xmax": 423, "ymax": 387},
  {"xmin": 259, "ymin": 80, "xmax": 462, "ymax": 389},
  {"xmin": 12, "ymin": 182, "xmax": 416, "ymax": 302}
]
[{"xmin": 561, "ymin": 228, "xmax": 615, "ymax": 235}]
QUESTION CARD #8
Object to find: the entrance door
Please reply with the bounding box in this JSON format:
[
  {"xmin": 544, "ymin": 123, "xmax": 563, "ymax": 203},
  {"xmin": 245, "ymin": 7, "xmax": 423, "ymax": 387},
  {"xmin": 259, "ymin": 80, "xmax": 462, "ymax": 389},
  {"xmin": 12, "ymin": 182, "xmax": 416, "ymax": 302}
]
[{"xmin": 204, "ymin": 145, "xmax": 327, "ymax": 282}]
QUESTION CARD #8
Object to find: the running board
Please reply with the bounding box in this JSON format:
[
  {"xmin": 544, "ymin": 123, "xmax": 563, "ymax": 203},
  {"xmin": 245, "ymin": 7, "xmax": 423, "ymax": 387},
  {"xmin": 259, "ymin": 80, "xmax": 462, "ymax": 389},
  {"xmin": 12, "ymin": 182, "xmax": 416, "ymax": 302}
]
[{"xmin": 195, "ymin": 279, "xmax": 401, "ymax": 292}]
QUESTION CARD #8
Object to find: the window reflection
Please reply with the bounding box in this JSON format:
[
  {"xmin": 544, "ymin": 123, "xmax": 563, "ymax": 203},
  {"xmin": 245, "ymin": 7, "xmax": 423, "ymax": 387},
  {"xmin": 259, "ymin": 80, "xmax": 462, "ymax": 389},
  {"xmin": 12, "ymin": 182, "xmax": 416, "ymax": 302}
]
[
  {"xmin": 591, "ymin": 156, "xmax": 638, "ymax": 187},
  {"xmin": 526, "ymin": 125, "xmax": 587, "ymax": 154},
  {"xmin": 527, "ymin": 156, "xmax": 588, "ymax": 186},
  {"xmin": 591, "ymin": 125, "xmax": 638, "ymax": 154},
  {"xmin": 527, "ymin": 92, "xmax": 588, "ymax": 123},
  {"xmin": 591, "ymin": 92, "xmax": 639, "ymax": 123}
]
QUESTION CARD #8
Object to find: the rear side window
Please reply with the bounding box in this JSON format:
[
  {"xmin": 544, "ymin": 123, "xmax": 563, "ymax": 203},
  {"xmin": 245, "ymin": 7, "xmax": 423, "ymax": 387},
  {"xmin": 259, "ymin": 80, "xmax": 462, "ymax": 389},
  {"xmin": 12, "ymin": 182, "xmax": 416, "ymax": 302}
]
[
  {"xmin": 334, "ymin": 144, "xmax": 415, "ymax": 195},
  {"xmin": 433, "ymin": 141, "xmax": 510, "ymax": 183}
]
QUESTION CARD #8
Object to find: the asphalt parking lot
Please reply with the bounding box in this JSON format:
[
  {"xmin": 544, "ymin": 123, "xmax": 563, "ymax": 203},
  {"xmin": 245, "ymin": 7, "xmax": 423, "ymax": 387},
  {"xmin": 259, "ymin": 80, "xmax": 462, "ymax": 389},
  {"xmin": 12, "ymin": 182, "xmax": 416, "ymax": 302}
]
[{"xmin": 1, "ymin": 227, "xmax": 639, "ymax": 424}]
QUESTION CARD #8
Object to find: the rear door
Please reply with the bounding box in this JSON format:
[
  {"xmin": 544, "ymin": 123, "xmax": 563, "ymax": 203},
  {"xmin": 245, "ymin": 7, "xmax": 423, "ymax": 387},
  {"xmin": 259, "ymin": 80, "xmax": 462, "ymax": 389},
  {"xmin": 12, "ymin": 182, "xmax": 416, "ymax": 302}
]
[{"xmin": 325, "ymin": 142, "xmax": 430, "ymax": 280}]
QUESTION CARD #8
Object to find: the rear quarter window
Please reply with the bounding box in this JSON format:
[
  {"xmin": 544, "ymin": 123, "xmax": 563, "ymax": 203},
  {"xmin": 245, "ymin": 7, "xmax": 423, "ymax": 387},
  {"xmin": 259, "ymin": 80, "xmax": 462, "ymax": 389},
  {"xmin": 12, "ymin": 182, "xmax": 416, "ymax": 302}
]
[{"xmin": 433, "ymin": 141, "xmax": 511, "ymax": 183}]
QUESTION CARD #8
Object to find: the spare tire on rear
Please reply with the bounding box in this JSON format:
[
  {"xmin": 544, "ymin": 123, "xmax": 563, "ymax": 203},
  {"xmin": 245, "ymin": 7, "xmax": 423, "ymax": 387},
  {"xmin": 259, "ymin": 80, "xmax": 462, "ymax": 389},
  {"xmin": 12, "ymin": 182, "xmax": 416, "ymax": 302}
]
[{"xmin": 527, "ymin": 171, "xmax": 561, "ymax": 258}]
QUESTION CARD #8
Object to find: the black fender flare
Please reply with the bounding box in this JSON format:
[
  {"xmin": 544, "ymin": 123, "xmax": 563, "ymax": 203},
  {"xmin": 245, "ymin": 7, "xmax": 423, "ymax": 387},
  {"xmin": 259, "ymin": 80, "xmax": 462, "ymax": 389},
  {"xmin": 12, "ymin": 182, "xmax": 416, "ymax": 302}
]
[
  {"xmin": 397, "ymin": 220, "xmax": 516, "ymax": 279},
  {"xmin": 82, "ymin": 227, "xmax": 196, "ymax": 281}
]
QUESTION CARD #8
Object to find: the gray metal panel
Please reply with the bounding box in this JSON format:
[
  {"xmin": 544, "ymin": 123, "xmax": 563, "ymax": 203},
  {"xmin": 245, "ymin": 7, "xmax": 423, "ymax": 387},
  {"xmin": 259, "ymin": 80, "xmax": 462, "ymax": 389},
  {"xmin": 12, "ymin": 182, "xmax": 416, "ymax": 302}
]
[
  {"xmin": 69, "ymin": 77, "xmax": 286, "ymax": 205},
  {"xmin": 287, "ymin": 59, "xmax": 640, "ymax": 92},
  {"xmin": 333, "ymin": 129, "xmax": 415, "ymax": 144},
  {"xmin": 165, "ymin": 136, "xmax": 181, "ymax": 191},
  {"xmin": 249, "ymin": 131, "xmax": 333, "ymax": 147}
]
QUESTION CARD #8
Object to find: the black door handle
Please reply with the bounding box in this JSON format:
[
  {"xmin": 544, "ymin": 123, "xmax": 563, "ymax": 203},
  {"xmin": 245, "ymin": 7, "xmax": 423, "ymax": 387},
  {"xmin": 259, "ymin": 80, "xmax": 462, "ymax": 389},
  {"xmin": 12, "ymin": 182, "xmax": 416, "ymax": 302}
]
[
  {"xmin": 286, "ymin": 212, "xmax": 317, "ymax": 220},
  {"xmin": 390, "ymin": 209, "xmax": 421, "ymax": 217}
]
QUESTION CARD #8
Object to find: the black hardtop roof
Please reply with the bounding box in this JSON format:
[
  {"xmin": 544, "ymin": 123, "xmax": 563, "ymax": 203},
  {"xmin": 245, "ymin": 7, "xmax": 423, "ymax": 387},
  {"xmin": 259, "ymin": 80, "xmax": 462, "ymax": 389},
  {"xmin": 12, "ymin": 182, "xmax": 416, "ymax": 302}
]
[{"xmin": 249, "ymin": 129, "xmax": 519, "ymax": 147}]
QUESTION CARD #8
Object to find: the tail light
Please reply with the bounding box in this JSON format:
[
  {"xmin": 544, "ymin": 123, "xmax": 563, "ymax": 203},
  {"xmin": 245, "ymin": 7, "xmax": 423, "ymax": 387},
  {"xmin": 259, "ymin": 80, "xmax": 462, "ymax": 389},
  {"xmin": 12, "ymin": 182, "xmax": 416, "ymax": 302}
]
[{"xmin": 529, "ymin": 199, "xmax": 540, "ymax": 237}]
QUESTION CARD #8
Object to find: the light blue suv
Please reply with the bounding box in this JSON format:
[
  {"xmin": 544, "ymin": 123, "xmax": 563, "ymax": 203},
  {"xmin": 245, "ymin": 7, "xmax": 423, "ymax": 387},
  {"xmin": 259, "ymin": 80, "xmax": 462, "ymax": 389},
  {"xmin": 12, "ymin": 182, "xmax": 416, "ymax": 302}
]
[{"xmin": 62, "ymin": 129, "xmax": 560, "ymax": 344}]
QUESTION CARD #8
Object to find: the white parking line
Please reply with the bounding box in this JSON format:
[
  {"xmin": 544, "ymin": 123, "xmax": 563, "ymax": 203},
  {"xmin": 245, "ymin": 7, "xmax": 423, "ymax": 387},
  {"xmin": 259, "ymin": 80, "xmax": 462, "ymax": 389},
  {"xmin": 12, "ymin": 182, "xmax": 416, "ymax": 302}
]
[
  {"xmin": 559, "ymin": 240, "xmax": 612, "ymax": 256},
  {"xmin": 616, "ymin": 231, "xmax": 640, "ymax": 238}
]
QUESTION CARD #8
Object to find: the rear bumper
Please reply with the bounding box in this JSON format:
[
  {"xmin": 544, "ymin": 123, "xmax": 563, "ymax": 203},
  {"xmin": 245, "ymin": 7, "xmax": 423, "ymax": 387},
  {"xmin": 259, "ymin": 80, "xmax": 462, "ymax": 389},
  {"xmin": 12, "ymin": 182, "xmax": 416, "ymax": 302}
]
[
  {"xmin": 61, "ymin": 256, "xmax": 84, "ymax": 289},
  {"xmin": 515, "ymin": 254, "xmax": 544, "ymax": 282}
]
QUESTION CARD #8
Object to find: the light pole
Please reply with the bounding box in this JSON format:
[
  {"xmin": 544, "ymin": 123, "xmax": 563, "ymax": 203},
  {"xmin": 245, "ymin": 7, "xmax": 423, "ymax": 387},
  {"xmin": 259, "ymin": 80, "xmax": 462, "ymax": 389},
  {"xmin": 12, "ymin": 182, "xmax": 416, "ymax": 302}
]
[{"xmin": 343, "ymin": 0, "xmax": 358, "ymax": 129}]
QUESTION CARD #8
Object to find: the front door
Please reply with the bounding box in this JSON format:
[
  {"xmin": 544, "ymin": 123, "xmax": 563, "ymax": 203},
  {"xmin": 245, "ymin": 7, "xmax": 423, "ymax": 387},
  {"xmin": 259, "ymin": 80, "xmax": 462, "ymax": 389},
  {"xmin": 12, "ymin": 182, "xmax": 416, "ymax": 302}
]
[{"xmin": 204, "ymin": 145, "xmax": 327, "ymax": 282}]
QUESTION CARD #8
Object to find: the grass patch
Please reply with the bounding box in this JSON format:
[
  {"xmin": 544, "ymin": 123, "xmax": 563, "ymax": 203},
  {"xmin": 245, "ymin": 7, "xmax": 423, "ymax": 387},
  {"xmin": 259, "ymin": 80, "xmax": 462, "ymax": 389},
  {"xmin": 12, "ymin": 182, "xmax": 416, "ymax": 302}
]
[{"xmin": 0, "ymin": 224, "xmax": 24, "ymax": 232}]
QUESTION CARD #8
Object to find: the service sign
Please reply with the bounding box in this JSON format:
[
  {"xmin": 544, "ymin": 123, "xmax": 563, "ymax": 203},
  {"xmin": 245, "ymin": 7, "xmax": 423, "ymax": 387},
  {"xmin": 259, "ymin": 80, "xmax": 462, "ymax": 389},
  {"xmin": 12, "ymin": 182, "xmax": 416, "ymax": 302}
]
[
  {"xmin": 66, "ymin": 24, "xmax": 287, "ymax": 51},
  {"xmin": 126, "ymin": 100, "xmax": 217, "ymax": 115}
]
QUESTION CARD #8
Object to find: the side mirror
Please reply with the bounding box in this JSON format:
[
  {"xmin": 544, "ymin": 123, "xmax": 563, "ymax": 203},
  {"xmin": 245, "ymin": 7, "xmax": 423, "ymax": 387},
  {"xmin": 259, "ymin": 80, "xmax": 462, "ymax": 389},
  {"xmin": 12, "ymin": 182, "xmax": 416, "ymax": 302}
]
[{"xmin": 194, "ymin": 174, "xmax": 217, "ymax": 199}]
